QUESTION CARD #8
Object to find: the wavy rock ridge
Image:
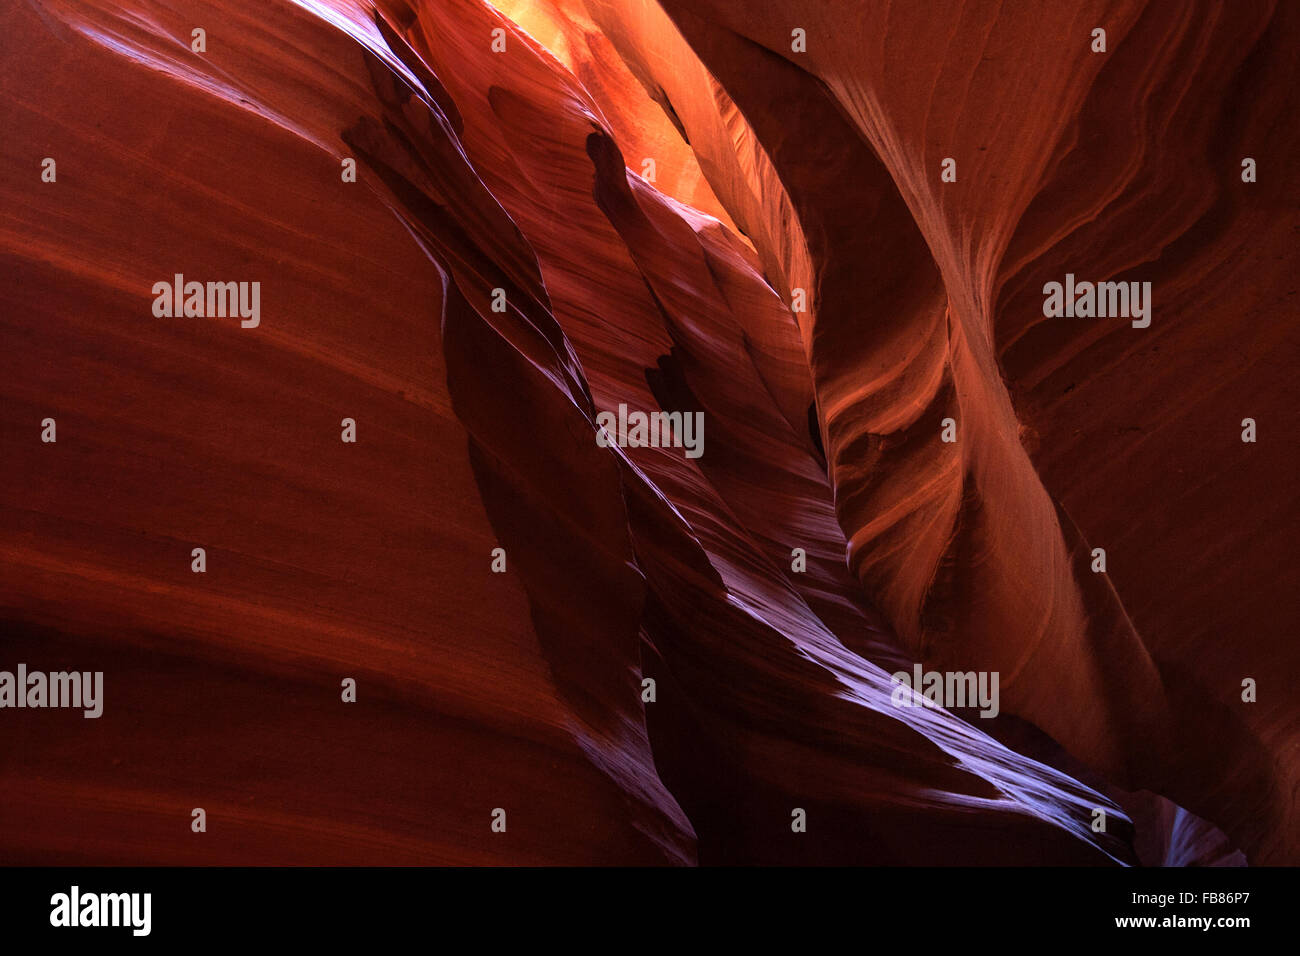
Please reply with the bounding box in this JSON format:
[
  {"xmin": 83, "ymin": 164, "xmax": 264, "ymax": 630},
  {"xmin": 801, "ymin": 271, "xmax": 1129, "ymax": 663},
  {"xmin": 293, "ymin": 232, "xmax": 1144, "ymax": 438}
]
[{"xmin": 0, "ymin": 0, "xmax": 1294, "ymax": 864}]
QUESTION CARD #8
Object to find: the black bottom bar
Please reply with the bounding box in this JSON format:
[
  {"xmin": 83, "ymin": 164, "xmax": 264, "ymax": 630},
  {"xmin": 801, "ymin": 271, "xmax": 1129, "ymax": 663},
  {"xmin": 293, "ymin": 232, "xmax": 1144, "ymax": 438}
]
[{"xmin": 0, "ymin": 865, "xmax": 1292, "ymax": 942}]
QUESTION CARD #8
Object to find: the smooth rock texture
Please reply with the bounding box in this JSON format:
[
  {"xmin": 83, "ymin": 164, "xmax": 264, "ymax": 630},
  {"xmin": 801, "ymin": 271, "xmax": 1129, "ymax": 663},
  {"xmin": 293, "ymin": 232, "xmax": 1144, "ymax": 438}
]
[{"xmin": 0, "ymin": 0, "xmax": 1293, "ymax": 864}]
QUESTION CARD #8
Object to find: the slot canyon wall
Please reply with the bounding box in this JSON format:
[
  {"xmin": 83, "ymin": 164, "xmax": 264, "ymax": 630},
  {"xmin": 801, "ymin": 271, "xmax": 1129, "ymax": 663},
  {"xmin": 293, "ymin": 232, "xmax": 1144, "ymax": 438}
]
[{"xmin": 0, "ymin": 0, "xmax": 1296, "ymax": 865}]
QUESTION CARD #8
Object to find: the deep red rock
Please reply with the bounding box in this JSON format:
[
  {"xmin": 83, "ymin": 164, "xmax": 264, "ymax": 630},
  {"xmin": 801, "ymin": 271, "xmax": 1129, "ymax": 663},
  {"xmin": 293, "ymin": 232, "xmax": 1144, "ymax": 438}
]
[{"xmin": 0, "ymin": 0, "xmax": 1293, "ymax": 865}]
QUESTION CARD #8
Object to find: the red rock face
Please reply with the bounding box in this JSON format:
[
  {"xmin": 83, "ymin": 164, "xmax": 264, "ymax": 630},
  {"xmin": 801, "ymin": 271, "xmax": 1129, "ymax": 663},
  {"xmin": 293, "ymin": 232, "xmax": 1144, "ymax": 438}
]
[{"xmin": 0, "ymin": 0, "xmax": 1293, "ymax": 865}]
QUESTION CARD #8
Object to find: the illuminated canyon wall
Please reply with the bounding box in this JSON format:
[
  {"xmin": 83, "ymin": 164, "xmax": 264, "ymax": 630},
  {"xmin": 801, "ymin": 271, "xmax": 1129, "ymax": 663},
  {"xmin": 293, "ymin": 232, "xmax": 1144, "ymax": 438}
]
[{"xmin": 1, "ymin": 0, "xmax": 1295, "ymax": 865}]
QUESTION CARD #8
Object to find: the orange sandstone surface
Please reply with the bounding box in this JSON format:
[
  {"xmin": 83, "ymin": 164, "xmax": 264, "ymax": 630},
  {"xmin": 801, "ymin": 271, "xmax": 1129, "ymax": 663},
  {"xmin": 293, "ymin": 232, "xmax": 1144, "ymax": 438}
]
[{"xmin": 0, "ymin": 0, "xmax": 1295, "ymax": 864}]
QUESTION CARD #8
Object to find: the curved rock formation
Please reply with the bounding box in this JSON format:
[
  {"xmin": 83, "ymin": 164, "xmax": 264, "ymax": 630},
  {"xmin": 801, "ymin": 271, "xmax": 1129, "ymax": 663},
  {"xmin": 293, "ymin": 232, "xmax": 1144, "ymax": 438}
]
[{"xmin": 0, "ymin": 0, "xmax": 1293, "ymax": 864}]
